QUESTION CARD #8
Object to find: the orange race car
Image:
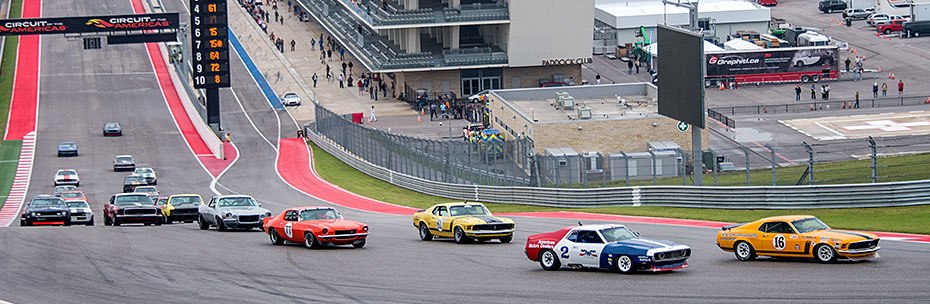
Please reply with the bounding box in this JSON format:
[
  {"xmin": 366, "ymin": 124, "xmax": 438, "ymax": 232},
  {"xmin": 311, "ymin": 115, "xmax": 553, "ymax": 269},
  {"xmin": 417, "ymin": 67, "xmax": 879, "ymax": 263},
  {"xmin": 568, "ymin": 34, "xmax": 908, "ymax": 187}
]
[
  {"xmin": 263, "ymin": 206, "xmax": 368, "ymax": 249},
  {"xmin": 716, "ymin": 215, "xmax": 880, "ymax": 263}
]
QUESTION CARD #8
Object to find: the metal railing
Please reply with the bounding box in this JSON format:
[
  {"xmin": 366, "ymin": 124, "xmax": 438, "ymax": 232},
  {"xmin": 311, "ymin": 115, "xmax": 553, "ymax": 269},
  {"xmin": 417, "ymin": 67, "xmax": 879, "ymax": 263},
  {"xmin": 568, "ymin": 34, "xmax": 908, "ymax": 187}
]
[
  {"xmin": 305, "ymin": 125, "xmax": 930, "ymax": 209},
  {"xmin": 709, "ymin": 94, "xmax": 929, "ymax": 116}
]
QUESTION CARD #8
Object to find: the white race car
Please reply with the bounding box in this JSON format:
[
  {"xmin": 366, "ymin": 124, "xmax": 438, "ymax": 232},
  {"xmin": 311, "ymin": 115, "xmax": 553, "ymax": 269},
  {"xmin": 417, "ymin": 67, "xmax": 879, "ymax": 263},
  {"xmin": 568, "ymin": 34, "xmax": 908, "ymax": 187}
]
[
  {"xmin": 54, "ymin": 169, "xmax": 80, "ymax": 186},
  {"xmin": 66, "ymin": 199, "xmax": 94, "ymax": 226},
  {"xmin": 133, "ymin": 167, "xmax": 158, "ymax": 185}
]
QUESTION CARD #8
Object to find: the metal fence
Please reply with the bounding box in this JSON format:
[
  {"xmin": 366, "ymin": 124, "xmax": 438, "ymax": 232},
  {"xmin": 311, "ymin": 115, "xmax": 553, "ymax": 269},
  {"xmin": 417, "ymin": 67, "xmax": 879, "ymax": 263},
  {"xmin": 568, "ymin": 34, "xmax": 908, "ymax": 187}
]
[
  {"xmin": 305, "ymin": 124, "xmax": 930, "ymax": 209},
  {"xmin": 710, "ymin": 94, "xmax": 929, "ymax": 116},
  {"xmin": 311, "ymin": 102, "xmax": 535, "ymax": 186}
]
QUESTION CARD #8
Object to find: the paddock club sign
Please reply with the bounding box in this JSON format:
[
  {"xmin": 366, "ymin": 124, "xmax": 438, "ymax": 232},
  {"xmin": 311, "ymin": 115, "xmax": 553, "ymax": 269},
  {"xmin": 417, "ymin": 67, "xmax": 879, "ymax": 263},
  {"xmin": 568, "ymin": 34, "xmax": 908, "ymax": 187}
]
[
  {"xmin": 541, "ymin": 57, "xmax": 594, "ymax": 66},
  {"xmin": 0, "ymin": 13, "xmax": 180, "ymax": 35}
]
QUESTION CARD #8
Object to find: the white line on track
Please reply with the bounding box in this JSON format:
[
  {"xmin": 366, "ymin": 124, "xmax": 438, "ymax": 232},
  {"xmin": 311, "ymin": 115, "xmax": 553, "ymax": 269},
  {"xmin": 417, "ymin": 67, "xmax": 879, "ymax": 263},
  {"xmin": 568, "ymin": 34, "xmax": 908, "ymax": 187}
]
[
  {"xmin": 209, "ymin": 141, "xmax": 240, "ymax": 196},
  {"xmin": 229, "ymin": 88, "xmax": 277, "ymax": 151}
]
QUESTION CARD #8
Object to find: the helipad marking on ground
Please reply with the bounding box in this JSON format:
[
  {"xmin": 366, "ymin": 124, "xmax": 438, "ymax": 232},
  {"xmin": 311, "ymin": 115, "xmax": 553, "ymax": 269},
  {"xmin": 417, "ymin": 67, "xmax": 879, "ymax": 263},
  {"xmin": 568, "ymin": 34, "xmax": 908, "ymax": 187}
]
[{"xmin": 842, "ymin": 120, "xmax": 930, "ymax": 132}]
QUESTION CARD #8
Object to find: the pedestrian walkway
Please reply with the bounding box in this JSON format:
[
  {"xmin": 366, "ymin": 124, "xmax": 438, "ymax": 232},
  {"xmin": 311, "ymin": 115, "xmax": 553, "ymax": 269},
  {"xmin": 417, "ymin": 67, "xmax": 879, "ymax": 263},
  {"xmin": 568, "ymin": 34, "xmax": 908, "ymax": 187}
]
[{"xmin": 227, "ymin": 0, "xmax": 414, "ymax": 122}]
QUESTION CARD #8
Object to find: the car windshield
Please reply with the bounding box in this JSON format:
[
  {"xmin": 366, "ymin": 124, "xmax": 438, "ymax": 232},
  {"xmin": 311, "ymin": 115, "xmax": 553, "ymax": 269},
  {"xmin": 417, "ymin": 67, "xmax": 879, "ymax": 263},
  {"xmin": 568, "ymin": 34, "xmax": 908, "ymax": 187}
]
[
  {"xmin": 114, "ymin": 195, "xmax": 153, "ymax": 206},
  {"xmin": 59, "ymin": 170, "xmax": 77, "ymax": 175},
  {"xmin": 117, "ymin": 157, "xmax": 132, "ymax": 162},
  {"xmin": 285, "ymin": 93, "xmax": 298, "ymax": 98},
  {"xmin": 125, "ymin": 176, "xmax": 143, "ymax": 182},
  {"xmin": 67, "ymin": 201, "xmax": 88, "ymax": 208},
  {"xmin": 31, "ymin": 199, "xmax": 65, "ymax": 208},
  {"xmin": 60, "ymin": 143, "xmax": 75, "ymax": 148},
  {"xmin": 449, "ymin": 205, "xmax": 489, "ymax": 216},
  {"xmin": 299, "ymin": 209, "xmax": 341, "ymax": 221},
  {"xmin": 170, "ymin": 196, "xmax": 202, "ymax": 205},
  {"xmin": 791, "ymin": 217, "xmax": 831, "ymax": 233},
  {"xmin": 55, "ymin": 186, "xmax": 76, "ymax": 193},
  {"xmin": 135, "ymin": 187, "xmax": 156, "ymax": 192},
  {"xmin": 61, "ymin": 192, "xmax": 83, "ymax": 198},
  {"xmin": 106, "ymin": 123, "xmax": 118, "ymax": 128},
  {"xmin": 599, "ymin": 226, "xmax": 638, "ymax": 242},
  {"xmin": 217, "ymin": 197, "xmax": 258, "ymax": 207},
  {"xmin": 135, "ymin": 168, "xmax": 153, "ymax": 174}
]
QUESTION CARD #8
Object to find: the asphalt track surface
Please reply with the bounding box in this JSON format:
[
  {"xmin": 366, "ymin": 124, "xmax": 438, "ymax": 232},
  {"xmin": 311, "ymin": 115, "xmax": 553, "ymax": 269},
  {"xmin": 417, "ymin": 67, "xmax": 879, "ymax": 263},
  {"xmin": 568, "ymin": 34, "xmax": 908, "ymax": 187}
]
[{"xmin": 1, "ymin": 0, "xmax": 930, "ymax": 303}]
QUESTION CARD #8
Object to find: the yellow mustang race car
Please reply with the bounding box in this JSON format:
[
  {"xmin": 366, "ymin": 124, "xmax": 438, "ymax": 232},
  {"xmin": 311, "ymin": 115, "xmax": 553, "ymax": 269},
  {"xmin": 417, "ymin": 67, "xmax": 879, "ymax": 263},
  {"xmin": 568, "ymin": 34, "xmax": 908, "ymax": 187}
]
[
  {"xmin": 413, "ymin": 202, "xmax": 515, "ymax": 244},
  {"xmin": 716, "ymin": 215, "xmax": 880, "ymax": 263}
]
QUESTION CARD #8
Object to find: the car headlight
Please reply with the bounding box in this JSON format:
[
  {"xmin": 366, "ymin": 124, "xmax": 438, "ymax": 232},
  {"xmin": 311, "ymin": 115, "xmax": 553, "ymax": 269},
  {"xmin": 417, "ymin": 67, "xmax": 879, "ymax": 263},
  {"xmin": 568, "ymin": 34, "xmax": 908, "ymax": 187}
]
[
  {"xmin": 321, "ymin": 228, "xmax": 329, "ymax": 235},
  {"xmin": 58, "ymin": 212, "xmax": 64, "ymax": 216},
  {"xmin": 655, "ymin": 252, "xmax": 665, "ymax": 260},
  {"xmin": 362, "ymin": 226, "xmax": 369, "ymax": 232},
  {"xmin": 224, "ymin": 212, "xmax": 234, "ymax": 219}
]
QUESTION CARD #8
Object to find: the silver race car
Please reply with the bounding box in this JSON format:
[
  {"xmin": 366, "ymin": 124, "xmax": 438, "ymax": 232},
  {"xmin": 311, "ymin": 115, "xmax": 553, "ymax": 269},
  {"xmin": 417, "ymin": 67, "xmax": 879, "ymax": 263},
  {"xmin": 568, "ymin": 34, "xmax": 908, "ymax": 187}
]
[{"xmin": 198, "ymin": 195, "xmax": 272, "ymax": 231}]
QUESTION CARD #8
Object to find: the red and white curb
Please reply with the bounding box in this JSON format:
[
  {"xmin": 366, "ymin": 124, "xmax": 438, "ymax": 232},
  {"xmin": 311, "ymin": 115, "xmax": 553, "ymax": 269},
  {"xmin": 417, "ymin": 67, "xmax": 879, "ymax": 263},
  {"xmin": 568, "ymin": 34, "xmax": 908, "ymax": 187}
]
[{"xmin": 0, "ymin": 132, "xmax": 36, "ymax": 227}]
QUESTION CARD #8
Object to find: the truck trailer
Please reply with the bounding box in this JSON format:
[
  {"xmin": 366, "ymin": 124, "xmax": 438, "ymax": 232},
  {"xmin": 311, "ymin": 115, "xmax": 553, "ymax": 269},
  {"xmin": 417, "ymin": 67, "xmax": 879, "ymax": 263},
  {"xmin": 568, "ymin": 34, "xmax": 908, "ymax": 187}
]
[{"xmin": 704, "ymin": 45, "xmax": 839, "ymax": 86}]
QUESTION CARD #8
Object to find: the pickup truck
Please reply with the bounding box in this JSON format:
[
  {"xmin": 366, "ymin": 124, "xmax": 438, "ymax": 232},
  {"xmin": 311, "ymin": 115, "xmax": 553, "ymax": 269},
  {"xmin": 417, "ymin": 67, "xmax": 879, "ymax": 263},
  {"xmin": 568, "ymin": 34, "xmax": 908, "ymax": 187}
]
[{"xmin": 877, "ymin": 19, "xmax": 907, "ymax": 35}]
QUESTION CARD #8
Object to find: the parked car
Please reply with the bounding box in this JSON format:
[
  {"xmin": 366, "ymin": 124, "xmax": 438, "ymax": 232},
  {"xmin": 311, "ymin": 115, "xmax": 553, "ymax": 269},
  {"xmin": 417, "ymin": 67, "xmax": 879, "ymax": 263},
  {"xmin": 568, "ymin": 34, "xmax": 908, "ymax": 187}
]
[
  {"xmin": 54, "ymin": 169, "xmax": 80, "ymax": 186},
  {"xmin": 904, "ymin": 20, "xmax": 930, "ymax": 38},
  {"xmin": 198, "ymin": 195, "xmax": 272, "ymax": 231},
  {"xmin": 103, "ymin": 122, "xmax": 122, "ymax": 136},
  {"xmin": 57, "ymin": 142, "xmax": 78, "ymax": 157},
  {"xmin": 54, "ymin": 185, "xmax": 77, "ymax": 197},
  {"xmin": 818, "ymin": 0, "xmax": 846, "ymax": 13},
  {"xmin": 103, "ymin": 193, "xmax": 161, "ymax": 226},
  {"xmin": 113, "ymin": 155, "xmax": 136, "ymax": 171},
  {"xmin": 877, "ymin": 19, "xmax": 908, "ymax": 34},
  {"xmin": 869, "ymin": 14, "xmax": 904, "ymax": 26},
  {"xmin": 133, "ymin": 167, "xmax": 157, "ymax": 185},
  {"xmin": 20, "ymin": 195, "xmax": 71, "ymax": 226},
  {"xmin": 281, "ymin": 92, "xmax": 301, "ymax": 106},
  {"xmin": 843, "ymin": 8, "xmax": 873, "ymax": 20},
  {"xmin": 66, "ymin": 199, "xmax": 94, "ymax": 226},
  {"xmin": 526, "ymin": 224, "xmax": 691, "ymax": 273},
  {"xmin": 264, "ymin": 207, "xmax": 369, "ymax": 248}
]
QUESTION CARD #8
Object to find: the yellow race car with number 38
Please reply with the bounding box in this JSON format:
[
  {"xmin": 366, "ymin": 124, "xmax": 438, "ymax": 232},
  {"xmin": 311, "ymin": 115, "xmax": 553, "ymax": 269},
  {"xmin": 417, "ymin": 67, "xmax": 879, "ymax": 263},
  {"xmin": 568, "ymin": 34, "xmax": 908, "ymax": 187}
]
[
  {"xmin": 716, "ymin": 215, "xmax": 880, "ymax": 263},
  {"xmin": 413, "ymin": 202, "xmax": 515, "ymax": 244}
]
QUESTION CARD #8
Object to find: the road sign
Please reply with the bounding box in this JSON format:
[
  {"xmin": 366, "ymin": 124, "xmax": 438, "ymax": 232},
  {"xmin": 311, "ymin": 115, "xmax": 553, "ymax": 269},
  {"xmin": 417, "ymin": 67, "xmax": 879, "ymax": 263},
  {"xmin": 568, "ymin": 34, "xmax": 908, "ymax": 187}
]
[
  {"xmin": 190, "ymin": 0, "xmax": 230, "ymax": 88},
  {"xmin": 677, "ymin": 121, "xmax": 689, "ymax": 132}
]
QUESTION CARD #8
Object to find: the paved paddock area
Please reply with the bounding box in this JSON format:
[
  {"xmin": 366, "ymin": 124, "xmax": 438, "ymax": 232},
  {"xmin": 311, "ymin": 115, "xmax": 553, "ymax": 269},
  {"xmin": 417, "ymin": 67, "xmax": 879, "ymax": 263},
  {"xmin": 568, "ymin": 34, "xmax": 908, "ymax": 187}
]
[{"xmin": 780, "ymin": 111, "xmax": 930, "ymax": 141}]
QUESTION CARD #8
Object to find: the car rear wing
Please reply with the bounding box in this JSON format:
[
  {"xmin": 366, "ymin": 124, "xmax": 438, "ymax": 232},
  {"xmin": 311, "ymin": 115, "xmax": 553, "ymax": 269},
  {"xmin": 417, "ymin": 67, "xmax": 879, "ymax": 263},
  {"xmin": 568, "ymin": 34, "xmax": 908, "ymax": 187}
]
[{"xmin": 721, "ymin": 223, "xmax": 747, "ymax": 231}]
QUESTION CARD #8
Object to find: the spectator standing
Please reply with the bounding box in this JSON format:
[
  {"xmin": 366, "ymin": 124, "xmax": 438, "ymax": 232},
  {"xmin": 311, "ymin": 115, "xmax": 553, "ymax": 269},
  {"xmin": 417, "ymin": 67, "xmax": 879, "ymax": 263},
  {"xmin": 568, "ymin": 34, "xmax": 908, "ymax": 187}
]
[
  {"xmin": 348, "ymin": 61, "xmax": 354, "ymax": 74},
  {"xmin": 338, "ymin": 74, "xmax": 345, "ymax": 88},
  {"xmin": 627, "ymin": 60, "xmax": 633, "ymax": 74},
  {"xmin": 327, "ymin": 49, "xmax": 332, "ymax": 61},
  {"xmin": 342, "ymin": 62, "xmax": 347, "ymax": 76},
  {"xmin": 595, "ymin": 74, "xmax": 601, "ymax": 85},
  {"xmin": 430, "ymin": 102, "xmax": 437, "ymax": 120},
  {"xmin": 311, "ymin": 38, "xmax": 316, "ymax": 50},
  {"xmin": 898, "ymin": 80, "xmax": 904, "ymax": 95},
  {"xmin": 347, "ymin": 75, "xmax": 354, "ymax": 87},
  {"xmin": 820, "ymin": 85, "xmax": 826, "ymax": 99},
  {"xmin": 872, "ymin": 82, "xmax": 879, "ymax": 98},
  {"xmin": 845, "ymin": 57, "xmax": 851, "ymax": 72},
  {"xmin": 810, "ymin": 84, "xmax": 816, "ymax": 100},
  {"xmin": 795, "ymin": 85, "xmax": 801, "ymax": 101},
  {"xmin": 369, "ymin": 105, "xmax": 377, "ymax": 122},
  {"xmin": 312, "ymin": 73, "xmax": 318, "ymax": 87},
  {"xmin": 635, "ymin": 60, "xmax": 640, "ymax": 73},
  {"xmin": 290, "ymin": 39, "xmax": 296, "ymax": 52},
  {"xmin": 854, "ymin": 92, "xmax": 860, "ymax": 109},
  {"xmin": 825, "ymin": 84, "xmax": 830, "ymax": 100},
  {"xmin": 881, "ymin": 82, "xmax": 887, "ymax": 97},
  {"xmin": 358, "ymin": 80, "xmax": 364, "ymax": 94},
  {"xmin": 339, "ymin": 48, "xmax": 345, "ymax": 61}
]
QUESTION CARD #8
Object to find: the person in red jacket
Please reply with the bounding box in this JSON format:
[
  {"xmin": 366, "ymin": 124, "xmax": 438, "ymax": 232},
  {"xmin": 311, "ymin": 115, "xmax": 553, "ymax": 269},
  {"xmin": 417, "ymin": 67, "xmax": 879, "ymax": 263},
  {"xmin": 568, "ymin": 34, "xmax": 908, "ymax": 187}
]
[{"xmin": 898, "ymin": 80, "xmax": 904, "ymax": 95}]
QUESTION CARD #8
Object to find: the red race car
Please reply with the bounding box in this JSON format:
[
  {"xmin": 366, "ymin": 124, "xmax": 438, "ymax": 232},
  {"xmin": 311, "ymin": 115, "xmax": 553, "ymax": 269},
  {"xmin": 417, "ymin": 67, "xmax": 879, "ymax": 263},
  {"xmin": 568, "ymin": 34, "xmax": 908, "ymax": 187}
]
[{"xmin": 263, "ymin": 206, "xmax": 369, "ymax": 249}]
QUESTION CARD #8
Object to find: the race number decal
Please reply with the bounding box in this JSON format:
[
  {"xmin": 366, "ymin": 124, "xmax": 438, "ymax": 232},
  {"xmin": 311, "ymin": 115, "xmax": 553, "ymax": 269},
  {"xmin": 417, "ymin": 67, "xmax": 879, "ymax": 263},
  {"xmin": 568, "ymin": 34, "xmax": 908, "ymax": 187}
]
[
  {"xmin": 284, "ymin": 222, "xmax": 293, "ymax": 238},
  {"xmin": 436, "ymin": 217, "xmax": 444, "ymax": 231},
  {"xmin": 560, "ymin": 246, "xmax": 570, "ymax": 259},
  {"xmin": 773, "ymin": 234, "xmax": 786, "ymax": 250}
]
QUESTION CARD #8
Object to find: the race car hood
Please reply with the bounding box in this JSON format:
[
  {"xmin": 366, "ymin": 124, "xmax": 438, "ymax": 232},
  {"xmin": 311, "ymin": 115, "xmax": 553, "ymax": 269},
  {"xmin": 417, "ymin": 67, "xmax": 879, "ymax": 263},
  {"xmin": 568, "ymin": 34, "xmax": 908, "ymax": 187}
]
[
  {"xmin": 58, "ymin": 146, "xmax": 77, "ymax": 151},
  {"xmin": 606, "ymin": 238, "xmax": 682, "ymax": 254},
  {"xmin": 25, "ymin": 206, "xmax": 68, "ymax": 213},
  {"xmin": 807, "ymin": 229, "xmax": 878, "ymax": 242},
  {"xmin": 310, "ymin": 219, "xmax": 365, "ymax": 230},
  {"xmin": 218, "ymin": 206, "xmax": 270, "ymax": 215},
  {"xmin": 55, "ymin": 175, "xmax": 76, "ymax": 180},
  {"xmin": 116, "ymin": 160, "xmax": 133, "ymax": 164},
  {"xmin": 69, "ymin": 208, "xmax": 93, "ymax": 214},
  {"xmin": 451, "ymin": 215, "xmax": 513, "ymax": 225}
]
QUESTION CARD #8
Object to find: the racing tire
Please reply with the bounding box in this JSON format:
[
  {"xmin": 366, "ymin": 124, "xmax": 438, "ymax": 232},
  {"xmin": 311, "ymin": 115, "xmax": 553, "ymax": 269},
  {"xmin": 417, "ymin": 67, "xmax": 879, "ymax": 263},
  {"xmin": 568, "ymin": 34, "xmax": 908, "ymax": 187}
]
[
  {"xmin": 75, "ymin": 182, "xmax": 79, "ymax": 187},
  {"xmin": 87, "ymin": 216, "xmax": 94, "ymax": 226},
  {"xmin": 734, "ymin": 241, "xmax": 757, "ymax": 261},
  {"xmin": 144, "ymin": 223, "xmax": 152, "ymax": 226},
  {"xmin": 154, "ymin": 219, "xmax": 162, "ymax": 226},
  {"xmin": 216, "ymin": 217, "xmax": 227, "ymax": 231},
  {"xmin": 795, "ymin": 61, "xmax": 803, "ymax": 67},
  {"xmin": 814, "ymin": 244, "xmax": 837, "ymax": 263},
  {"xmin": 418, "ymin": 222, "xmax": 433, "ymax": 241},
  {"xmin": 304, "ymin": 232, "xmax": 321, "ymax": 249},
  {"xmin": 269, "ymin": 228, "xmax": 284, "ymax": 245},
  {"xmin": 353, "ymin": 240, "xmax": 366, "ymax": 248},
  {"xmin": 883, "ymin": 29, "xmax": 891, "ymax": 35},
  {"xmin": 113, "ymin": 217, "xmax": 121, "ymax": 226},
  {"xmin": 539, "ymin": 249, "xmax": 561, "ymax": 271},
  {"xmin": 499, "ymin": 234, "xmax": 513, "ymax": 244},
  {"xmin": 615, "ymin": 255, "xmax": 635, "ymax": 274},
  {"xmin": 827, "ymin": 9, "xmax": 833, "ymax": 14},
  {"xmin": 915, "ymin": 32, "xmax": 920, "ymax": 38},
  {"xmin": 812, "ymin": 74, "xmax": 821, "ymax": 82},
  {"xmin": 198, "ymin": 215, "xmax": 209, "ymax": 230},
  {"xmin": 19, "ymin": 220, "xmax": 25, "ymax": 226},
  {"xmin": 453, "ymin": 226, "xmax": 468, "ymax": 244}
]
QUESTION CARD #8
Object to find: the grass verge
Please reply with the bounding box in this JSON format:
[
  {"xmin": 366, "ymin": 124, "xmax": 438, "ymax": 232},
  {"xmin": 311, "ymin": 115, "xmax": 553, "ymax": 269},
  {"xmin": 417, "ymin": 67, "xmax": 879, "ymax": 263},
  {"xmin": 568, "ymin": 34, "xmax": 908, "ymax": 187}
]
[
  {"xmin": 309, "ymin": 142, "xmax": 930, "ymax": 235},
  {"xmin": 0, "ymin": 140, "xmax": 22, "ymax": 203}
]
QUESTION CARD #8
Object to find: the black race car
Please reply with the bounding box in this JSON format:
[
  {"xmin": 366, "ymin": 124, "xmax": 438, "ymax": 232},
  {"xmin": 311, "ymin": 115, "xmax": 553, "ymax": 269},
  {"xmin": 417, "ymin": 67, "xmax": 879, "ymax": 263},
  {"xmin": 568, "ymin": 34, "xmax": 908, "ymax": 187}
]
[
  {"xmin": 20, "ymin": 195, "xmax": 71, "ymax": 226},
  {"xmin": 103, "ymin": 122, "xmax": 122, "ymax": 136},
  {"xmin": 123, "ymin": 174, "xmax": 146, "ymax": 192}
]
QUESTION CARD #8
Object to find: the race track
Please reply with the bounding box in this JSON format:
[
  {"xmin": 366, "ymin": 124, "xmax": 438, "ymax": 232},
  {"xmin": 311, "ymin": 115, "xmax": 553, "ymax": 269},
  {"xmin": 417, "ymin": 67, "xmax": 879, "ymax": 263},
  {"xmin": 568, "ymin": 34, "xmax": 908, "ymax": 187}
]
[{"xmin": 0, "ymin": 0, "xmax": 928, "ymax": 302}]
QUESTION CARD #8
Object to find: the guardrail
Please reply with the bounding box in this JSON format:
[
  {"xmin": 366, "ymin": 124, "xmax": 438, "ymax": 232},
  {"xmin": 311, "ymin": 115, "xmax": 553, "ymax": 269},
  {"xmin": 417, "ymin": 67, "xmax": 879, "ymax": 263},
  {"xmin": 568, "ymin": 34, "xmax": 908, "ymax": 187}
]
[{"xmin": 306, "ymin": 125, "xmax": 930, "ymax": 209}]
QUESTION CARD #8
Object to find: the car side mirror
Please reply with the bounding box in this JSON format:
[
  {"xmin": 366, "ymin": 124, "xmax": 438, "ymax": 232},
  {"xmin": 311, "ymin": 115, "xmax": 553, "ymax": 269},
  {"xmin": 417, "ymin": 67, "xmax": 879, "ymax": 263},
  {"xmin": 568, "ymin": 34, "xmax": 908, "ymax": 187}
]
[{"xmin": 258, "ymin": 203, "xmax": 262, "ymax": 207}]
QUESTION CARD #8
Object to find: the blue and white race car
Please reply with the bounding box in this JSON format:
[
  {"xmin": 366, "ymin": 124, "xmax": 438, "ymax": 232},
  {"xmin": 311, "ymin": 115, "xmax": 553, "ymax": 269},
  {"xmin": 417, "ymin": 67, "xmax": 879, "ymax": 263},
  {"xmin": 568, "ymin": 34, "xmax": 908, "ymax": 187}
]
[
  {"xmin": 57, "ymin": 142, "xmax": 78, "ymax": 157},
  {"xmin": 526, "ymin": 224, "xmax": 691, "ymax": 273}
]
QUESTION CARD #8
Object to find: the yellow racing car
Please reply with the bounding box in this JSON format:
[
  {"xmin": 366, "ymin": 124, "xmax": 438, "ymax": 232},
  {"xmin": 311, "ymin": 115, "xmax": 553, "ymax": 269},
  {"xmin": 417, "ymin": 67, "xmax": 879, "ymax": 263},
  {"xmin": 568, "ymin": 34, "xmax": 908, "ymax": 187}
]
[
  {"xmin": 413, "ymin": 202, "xmax": 514, "ymax": 244},
  {"xmin": 716, "ymin": 215, "xmax": 880, "ymax": 263}
]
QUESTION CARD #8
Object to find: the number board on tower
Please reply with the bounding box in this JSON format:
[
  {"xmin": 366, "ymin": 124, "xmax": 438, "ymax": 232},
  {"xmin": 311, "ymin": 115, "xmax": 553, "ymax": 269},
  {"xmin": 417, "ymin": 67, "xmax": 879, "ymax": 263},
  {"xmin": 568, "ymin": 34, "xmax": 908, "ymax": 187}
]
[{"xmin": 190, "ymin": 0, "xmax": 230, "ymax": 88}]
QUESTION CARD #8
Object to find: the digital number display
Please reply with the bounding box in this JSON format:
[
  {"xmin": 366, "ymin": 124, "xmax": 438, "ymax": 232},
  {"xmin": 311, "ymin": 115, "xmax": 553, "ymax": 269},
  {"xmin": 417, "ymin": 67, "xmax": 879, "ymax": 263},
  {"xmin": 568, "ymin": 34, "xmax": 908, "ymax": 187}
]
[{"xmin": 190, "ymin": 0, "xmax": 229, "ymax": 88}]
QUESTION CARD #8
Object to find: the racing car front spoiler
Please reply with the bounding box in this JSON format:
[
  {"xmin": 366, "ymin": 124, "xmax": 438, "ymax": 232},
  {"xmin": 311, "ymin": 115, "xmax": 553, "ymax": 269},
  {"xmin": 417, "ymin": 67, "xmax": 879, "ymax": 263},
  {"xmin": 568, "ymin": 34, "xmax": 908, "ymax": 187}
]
[{"xmin": 467, "ymin": 229, "xmax": 515, "ymax": 235}]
